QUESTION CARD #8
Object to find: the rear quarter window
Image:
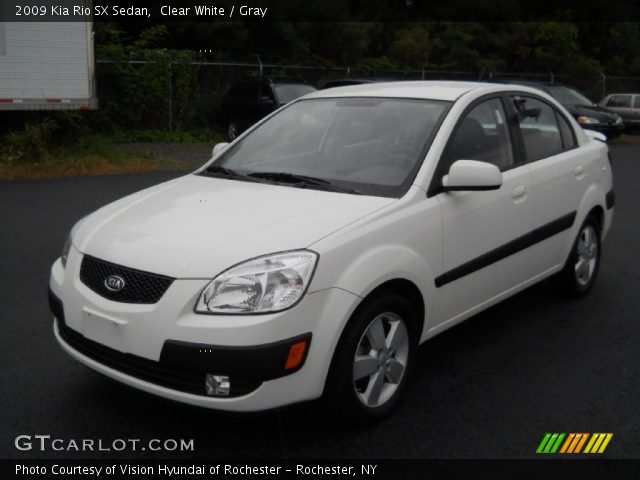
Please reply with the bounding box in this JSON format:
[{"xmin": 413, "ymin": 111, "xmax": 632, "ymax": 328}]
[{"xmin": 556, "ymin": 112, "xmax": 577, "ymax": 150}]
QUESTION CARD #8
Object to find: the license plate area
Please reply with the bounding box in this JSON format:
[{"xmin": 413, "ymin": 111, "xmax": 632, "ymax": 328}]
[{"xmin": 81, "ymin": 308, "xmax": 128, "ymax": 352}]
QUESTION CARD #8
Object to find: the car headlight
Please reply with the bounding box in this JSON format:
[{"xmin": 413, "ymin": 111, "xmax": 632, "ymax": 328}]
[
  {"xmin": 578, "ymin": 116, "xmax": 600, "ymax": 125},
  {"xmin": 61, "ymin": 217, "xmax": 87, "ymax": 269},
  {"xmin": 195, "ymin": 250, "xmax": 318, "ymax": 314},
  {"xmin": 615, "ymin": 116, "xmax": 623, "ymax": 124}
]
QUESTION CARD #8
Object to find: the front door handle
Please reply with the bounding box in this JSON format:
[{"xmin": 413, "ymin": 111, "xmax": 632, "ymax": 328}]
[{"xmin": 512, "ymin": 185, "xmax": 527, "ymax": 202}]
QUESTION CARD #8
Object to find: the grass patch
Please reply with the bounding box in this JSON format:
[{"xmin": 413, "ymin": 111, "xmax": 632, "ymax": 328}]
[
  {"xmin": 0, "ymin": 127, "xmax": 222, "ymax": 180},
  {"xmin": 0, "ymin": 150, "xmax": 186, "ymax": 181}
]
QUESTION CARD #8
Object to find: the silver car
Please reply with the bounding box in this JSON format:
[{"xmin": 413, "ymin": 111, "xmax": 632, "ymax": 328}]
[{"xmin": 599, "ymin": 93, "xmax": 640, "ymax": 130}]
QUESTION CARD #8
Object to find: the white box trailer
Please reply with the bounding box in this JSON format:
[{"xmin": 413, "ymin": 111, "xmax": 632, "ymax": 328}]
[{"xmin": 0, "ymin": 21, "xmax": 97, "ymax": 110}]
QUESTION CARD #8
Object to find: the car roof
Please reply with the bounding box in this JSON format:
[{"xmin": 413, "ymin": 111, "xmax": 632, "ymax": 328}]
[{"xmin": 305, "ymin": 80, "xmax": 535, "ymax": 101}]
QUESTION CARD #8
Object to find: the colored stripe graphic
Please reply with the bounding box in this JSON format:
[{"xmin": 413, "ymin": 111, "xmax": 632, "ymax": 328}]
[
  {"xmin": 536, "ymin": 433, "xmax": 552, "ymax": 453},
  {"xmin": 567, "ymin": 434, "xmax": 580, "ymax": 453},
  {"xmin": 574, "ymin": 433, "xmax": 589, "ymax": 453},
  {"xmin": 584, "ymin": 433, "xmax": 614, "ymax": 454},
  {"xmin": 597, "ymin": 434, "xmax": 614, "ymax": 453},
  {"xmin": 537, "ymin": 433, "xmax": 613, "ymax": 454},
  {"xmin": 550, "ymin": 433, "xmax": 565, "ymax": 453},
  {"xmin": 559, "ymin": 433, "xmax": 575, "ymax": 453},
  {"xmin": 536, "ymin": 433, "xmax": 565, "ymax": 454}
]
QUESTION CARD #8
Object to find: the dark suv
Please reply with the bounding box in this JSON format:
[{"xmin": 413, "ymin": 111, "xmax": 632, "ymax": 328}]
[
  {"xmin": 221, "ymin": 77, "xmax": 316, "ymax": 140},
  {"xmin": 501, "ymin": 81, "xmax": 624, "ymax": 140}
]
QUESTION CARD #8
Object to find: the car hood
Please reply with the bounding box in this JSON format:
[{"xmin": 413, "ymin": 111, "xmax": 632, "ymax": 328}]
[
  {"xmin": 565, "ymin": 103, "xmax": 619, "ymax": 121},
  {"xmin": 74, "ymin": 174, "xmax": 393, "ymax": 278}
]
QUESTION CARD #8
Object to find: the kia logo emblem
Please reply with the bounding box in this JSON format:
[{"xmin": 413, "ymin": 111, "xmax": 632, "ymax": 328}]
[{"xmin": 104, "ymin": 275, "xmax": 125, "ymax": 292}]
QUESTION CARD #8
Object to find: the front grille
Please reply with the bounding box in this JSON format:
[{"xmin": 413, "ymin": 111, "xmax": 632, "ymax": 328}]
[
  {"xmin": 57, "ymin": 319, "xmax": 262, "ymax": 397},
  {"xmin": 80, "ymin": 255, "xmax": 174, "ymax": 304}
]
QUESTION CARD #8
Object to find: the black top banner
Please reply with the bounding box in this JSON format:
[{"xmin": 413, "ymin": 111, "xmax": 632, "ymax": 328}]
[{"xmin": 2, "ymin": 0, "xmax": 640, "ymax": 22}]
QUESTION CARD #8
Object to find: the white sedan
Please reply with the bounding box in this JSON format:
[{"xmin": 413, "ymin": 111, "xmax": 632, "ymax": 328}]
[{"xmin": 49, "ymin": 82, "xmax": 614, "ymax": 423}]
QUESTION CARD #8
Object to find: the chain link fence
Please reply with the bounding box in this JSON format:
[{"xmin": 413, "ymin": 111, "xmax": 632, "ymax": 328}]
[{"xmin": 95, "ymin": 59, "xmax": 640, "ymax": 131}]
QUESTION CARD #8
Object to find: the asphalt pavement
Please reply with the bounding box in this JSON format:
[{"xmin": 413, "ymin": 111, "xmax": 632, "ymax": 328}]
[{"xmin": 1, "ymin": 146, "xmax": 639, "ymax": 459}]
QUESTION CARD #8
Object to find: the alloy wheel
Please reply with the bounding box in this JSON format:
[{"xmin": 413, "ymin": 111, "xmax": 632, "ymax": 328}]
[
  {"xmin": 353, "ymin": 312, "xmax": 409, "ymax": 408},
  {"xmin": 575, "ymin": 224, "xmax": 599, "ymax": 286}
]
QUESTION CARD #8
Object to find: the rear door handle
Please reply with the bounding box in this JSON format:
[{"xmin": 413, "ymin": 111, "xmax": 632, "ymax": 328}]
[
  {"xmin": 511, "ymin": 185, "xmax": 527, "ymax": 201},
  {"xmin": 574, "ymin": 165, "xmax": 585, "ymax": 179}
]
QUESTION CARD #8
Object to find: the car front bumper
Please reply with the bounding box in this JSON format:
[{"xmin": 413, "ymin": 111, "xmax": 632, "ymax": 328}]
[
  {"xmin": 49, "ymin": 249, "xmax": 359, "ymax": 411},
  {"xmin": 582, "ymin": 123, "xmax": 624, "ymax": 139}
]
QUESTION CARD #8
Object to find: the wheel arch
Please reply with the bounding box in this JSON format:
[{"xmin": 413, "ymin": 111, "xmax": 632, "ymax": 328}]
[
  {"xmin": 320, "ymin": 276, "xmax": 426, "ymax": 399},
  {"xmin": 587, "ymin": 204, "xmax": 605, "ymax": 232},
  {"xmin": 563, "ymin": 184, "xmax": 609, "ymax": 262},
  {"xmin": 356, "ymin": 278, "xmax": 426, "ymax": 340}
]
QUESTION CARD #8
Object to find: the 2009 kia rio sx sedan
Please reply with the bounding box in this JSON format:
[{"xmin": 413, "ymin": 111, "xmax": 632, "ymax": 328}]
[{"xmin": 49, "ymin": 82, "xmax": 614, "ymax": 423}]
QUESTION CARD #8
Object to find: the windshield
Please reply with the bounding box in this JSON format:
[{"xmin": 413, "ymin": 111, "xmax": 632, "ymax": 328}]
[
  {"xmin": 547, "ymin": 86, "xmax": 594, "ymax": 106},
  {"xmin": 207, "ymin": 97, "xmax": 450, "ymax": 197},
  {"xmin": 273, "ymin": 84, "xmax": 316, "ymax": 104}
]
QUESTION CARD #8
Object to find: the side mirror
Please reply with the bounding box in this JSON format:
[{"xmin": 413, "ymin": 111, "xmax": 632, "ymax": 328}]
[
  {"xmin": 513, "ymin": 98, "xmax": 541, "ymax": 119},
  {"xmin": 519, "ymin": 107, "xmax": 541, "ymax": 119},
  {"xmin": 442, "ymin": 160, "xmax": 502, "ymax": 191},
  {"xmin": 211, "ymin": 142, "xmax": 229, "ymax": 158}
]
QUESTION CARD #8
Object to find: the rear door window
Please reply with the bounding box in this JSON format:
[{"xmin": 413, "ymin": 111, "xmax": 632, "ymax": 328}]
[{"xmin": 512, "ymin": 97, "xmax": 563, "ymax": 161}]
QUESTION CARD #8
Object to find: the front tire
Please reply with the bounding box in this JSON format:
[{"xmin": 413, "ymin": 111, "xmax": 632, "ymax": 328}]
[
  {"xmin": 559, "ymin": 215, "xmax": 601, "ymax": 296},
  {"xmin": 324, "ymin": 293, "xmax": 418, "ymax": 424}
]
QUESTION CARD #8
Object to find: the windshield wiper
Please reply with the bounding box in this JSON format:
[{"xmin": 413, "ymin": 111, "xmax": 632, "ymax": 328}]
[
  {"xmin": 248, "ymin": 171, "xmax": 330, "ymax": 185},
  {"xmin": 202, "ymin": 165, "xmax": 259, "ymax": 182},
  {"xmin": 247, "ymin": 171, "xmax": 364, "ymax": 195}
]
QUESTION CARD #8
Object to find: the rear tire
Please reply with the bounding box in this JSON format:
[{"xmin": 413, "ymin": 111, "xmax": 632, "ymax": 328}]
[
  {"xmin": 324, "ymin": 293, "xmax": 418, "ymax": 425},
  {"xmin": 558, "ymin": 215, "xmax": 601, "ymax": 296}
]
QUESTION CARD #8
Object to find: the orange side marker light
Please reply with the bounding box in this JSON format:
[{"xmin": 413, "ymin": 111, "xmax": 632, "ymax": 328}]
[{"xmin": 285, "ymin": 341, "xmax": 308, "ymax": 370}]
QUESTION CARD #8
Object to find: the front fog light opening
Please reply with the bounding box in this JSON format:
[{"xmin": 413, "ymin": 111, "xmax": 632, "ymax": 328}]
[{"xmin": 205, "ymin": 374, "xmax": 230, "ymax": 396}]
